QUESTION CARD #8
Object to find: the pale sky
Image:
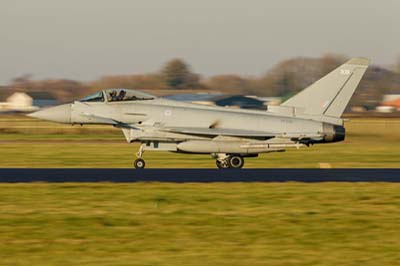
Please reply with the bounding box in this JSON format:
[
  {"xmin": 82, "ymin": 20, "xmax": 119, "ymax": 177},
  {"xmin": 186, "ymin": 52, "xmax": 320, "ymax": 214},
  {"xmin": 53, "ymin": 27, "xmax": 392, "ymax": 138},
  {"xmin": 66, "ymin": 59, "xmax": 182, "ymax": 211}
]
[{"xmin": 0, "ymin": 0, "xmax": 399, "ymax": 84}]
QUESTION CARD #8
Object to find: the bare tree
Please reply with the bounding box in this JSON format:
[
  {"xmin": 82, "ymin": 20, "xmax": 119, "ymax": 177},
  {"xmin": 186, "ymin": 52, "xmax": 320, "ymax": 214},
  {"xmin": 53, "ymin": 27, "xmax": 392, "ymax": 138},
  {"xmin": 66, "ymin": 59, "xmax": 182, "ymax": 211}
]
[{"xmin": 161, "ymin": 58, "xmax": 200, "ymax": 89}]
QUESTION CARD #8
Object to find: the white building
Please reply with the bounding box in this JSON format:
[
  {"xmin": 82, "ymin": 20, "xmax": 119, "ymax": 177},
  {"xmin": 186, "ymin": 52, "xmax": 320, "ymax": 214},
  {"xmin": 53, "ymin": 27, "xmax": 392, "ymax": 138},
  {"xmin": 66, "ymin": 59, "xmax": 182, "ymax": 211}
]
[
  {"xmin": 0, "ymin": 91, "xmax": 58, "ymax": 112},
  {"xmin": 383, "ymin": 94, "xmax": 400, "ymax": 102}
]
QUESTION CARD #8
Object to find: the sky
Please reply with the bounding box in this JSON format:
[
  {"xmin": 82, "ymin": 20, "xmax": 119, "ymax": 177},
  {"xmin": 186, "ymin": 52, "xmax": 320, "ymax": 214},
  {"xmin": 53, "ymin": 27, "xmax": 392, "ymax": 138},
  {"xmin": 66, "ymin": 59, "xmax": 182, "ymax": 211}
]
[{"xmin": 0, "ymin": 0, "xmax": 399, "ymax": 85}]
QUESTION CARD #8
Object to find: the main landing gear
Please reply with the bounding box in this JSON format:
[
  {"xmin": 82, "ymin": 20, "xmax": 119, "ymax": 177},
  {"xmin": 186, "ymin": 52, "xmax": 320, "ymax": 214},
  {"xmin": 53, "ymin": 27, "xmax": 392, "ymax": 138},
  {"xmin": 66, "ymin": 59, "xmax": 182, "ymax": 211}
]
[
  {"xmin": 216, "ymin": 155, "xmax": 245, "ymax": 169},
  {"xmin": 134, "ymin": 144, "xmax": 146, "ymax": 169}
]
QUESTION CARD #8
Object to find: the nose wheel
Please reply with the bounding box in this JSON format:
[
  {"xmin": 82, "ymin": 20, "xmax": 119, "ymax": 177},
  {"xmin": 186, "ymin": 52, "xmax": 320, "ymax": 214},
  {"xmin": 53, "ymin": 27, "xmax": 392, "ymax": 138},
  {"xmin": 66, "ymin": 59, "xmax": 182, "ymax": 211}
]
[
  {"xmin": 134, "ymin": 158, "xmax": 145, "ymax": 169},
  {"xmin": 134, "ymin": 144, "xmax": 146, "ymax": 169}
]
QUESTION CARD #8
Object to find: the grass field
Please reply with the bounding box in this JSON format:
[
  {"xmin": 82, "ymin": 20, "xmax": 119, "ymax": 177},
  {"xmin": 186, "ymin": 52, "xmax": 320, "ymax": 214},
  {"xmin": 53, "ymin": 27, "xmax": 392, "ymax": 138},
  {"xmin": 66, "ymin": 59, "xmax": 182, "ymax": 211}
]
[
  {"xmin": 1, "ymin": 183, "xmax": 400, "ymax": 266},
  {"xmin": 0, "ymin": 115, "xmax": 399, "ymax": 168},
  {"xmin": 1, "ymin": 116, "xmax": 400, "ymax": 265}
]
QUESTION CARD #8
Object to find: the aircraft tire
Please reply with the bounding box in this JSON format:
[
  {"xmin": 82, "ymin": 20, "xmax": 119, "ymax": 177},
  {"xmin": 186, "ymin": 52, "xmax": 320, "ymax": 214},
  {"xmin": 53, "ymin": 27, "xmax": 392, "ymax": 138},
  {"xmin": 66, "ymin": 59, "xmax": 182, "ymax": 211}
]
[
  {"xmin": 134, "ymin": 158, "xmax": 145, "ymax": 169},
  {"xmin": 216, "ymin": 159, "xmax": 230, "ymax": 169},
  {"xmin": 228, "ymin": 156, "xmax": 244, "ymax": 169}
]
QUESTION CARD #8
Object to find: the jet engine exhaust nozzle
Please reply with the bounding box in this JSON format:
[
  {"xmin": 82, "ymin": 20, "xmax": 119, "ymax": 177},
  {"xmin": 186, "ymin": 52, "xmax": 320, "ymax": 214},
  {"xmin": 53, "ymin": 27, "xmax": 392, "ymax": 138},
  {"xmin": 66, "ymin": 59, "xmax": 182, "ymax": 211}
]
[{"xmin": 322, "ymin": 123, "xmax": 345, "ymax": 143}]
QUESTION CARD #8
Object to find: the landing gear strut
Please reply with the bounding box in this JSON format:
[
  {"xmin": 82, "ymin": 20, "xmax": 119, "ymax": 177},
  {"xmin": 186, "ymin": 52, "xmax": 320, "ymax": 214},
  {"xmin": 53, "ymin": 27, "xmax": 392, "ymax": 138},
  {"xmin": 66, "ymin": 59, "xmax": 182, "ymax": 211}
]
[
  {"xmin": 134, "ymin": 144, "xmax": 146, "ymax": 169},
  {"xmin": 216, "ymin": 154, "xmax": 245, "ymax": 169}
]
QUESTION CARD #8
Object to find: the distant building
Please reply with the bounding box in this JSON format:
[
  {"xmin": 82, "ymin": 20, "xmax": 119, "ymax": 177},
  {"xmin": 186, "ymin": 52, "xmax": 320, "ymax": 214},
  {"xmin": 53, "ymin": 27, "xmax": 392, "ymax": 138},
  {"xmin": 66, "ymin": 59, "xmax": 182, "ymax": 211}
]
[
  {"xmin": 382, "ymin": 94, "xmax": 400, "ymax": 103},
  {"xmin": 164, "ymin": 93, "xmax": 277, "ymax": 110},
  {"xmin": 0, "ymin": 91, "xmax": 58, "ymax": 112},
  {"xmin": 211, "ymin": 95, "xmax": 267, "ymax": 110},
  {"xmin": 380, "ymin": 94, "xmax": 400, "ymax": 112},
  {"xmin": 351, "ymin": 106, "xmax": 367, "ymax": 113},
  {"xmin": 4, "ymin": 92, "xmax": 36, "ymax": 112},
  {"xmin": 246, "ymin": 96, "xmax": 282, "ymax": 106},
  {"xmin": 376, "ymin": 106, "xmax": 396, "ymax": 113}
]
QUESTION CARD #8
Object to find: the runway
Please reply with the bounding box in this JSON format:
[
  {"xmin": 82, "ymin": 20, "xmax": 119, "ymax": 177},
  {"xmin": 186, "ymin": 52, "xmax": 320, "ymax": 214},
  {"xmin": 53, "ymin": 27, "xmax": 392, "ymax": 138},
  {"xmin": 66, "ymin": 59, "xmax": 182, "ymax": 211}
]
[{"xmin": 0, "ymin": 168, "xmax": 400, "ymax": 183}]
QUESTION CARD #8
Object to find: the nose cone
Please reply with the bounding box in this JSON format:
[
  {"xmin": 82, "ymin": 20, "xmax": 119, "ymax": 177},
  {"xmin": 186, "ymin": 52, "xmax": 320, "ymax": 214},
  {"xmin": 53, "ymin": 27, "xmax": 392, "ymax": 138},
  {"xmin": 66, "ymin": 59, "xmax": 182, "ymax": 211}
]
[{"xmin": 28, "ymin": 104, "xmax": 71, "ymax": 123}]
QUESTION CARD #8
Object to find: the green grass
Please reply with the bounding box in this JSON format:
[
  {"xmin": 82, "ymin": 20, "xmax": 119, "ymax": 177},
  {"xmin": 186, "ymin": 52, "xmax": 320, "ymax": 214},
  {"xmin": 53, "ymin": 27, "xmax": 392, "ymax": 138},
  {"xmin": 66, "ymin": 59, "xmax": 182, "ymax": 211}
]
[
  {"xmin": 0, "ymin": 116, "xmax": 399, "ymax": 168},
  {"xmin": 1, "ymin": 183, "xmax": 400, "ymax": 266},
  {"xmin": 1, "ymin": 117, "xmax": 399, "ymax": 265}
]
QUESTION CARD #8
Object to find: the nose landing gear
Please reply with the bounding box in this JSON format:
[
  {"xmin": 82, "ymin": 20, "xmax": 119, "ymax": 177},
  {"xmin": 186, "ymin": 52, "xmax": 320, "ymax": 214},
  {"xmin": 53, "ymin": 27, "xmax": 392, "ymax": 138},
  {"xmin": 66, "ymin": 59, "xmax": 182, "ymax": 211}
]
[
  {"xmin": 134, "ymin": 158, "xmax": 145, "ymax": 169},
  {"xmin": 134, "ymin": 144, "xmax": 146, "ymax": 169}
]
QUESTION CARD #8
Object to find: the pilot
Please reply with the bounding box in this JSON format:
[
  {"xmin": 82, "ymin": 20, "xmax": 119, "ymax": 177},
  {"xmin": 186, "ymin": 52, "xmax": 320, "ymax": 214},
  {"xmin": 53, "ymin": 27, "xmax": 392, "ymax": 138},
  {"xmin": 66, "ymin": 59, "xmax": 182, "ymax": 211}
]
[
  {"xmin": 117, "ymin": 90, "xmax": 126, "ymax": 101},
  {"xmin": 109, "ymin": 90, "xmax": 118, "ymax": 101}
]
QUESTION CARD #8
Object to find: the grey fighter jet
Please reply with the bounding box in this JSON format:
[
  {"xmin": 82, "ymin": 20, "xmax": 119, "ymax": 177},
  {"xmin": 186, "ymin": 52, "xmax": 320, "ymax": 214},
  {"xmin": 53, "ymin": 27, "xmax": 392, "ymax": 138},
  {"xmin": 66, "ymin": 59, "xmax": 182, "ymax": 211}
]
[{"xmin": 29, "ymin": 58, "xmax": 370, "ymax": 168}]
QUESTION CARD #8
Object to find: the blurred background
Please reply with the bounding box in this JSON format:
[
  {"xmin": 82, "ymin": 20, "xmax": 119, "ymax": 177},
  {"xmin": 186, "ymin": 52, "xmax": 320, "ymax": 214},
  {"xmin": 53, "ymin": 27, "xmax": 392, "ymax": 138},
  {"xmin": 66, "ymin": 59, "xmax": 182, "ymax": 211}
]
[
  {"xmin": 1, "ymin": 0, "xmax": 400, "ymax": 168},
  {"xmin": 2, "ymin": 2, "xmax": 400, "ymax": 266}
]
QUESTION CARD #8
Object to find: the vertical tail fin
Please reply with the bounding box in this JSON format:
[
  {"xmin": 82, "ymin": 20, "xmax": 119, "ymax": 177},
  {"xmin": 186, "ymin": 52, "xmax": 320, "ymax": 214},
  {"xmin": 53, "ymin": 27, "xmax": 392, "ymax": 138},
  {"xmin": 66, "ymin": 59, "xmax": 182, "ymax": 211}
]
[{"xmin": 281, "ymin": 57, "xmax": 370, "ymax": 117}]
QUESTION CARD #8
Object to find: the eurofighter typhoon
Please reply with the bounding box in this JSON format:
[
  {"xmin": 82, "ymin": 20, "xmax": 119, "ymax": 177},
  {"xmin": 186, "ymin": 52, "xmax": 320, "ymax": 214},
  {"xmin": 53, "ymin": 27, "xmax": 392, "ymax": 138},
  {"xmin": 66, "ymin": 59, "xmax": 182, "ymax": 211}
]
[{"xmin": 29, "ymin": 58, "xmax": 370, "ymax": 168}]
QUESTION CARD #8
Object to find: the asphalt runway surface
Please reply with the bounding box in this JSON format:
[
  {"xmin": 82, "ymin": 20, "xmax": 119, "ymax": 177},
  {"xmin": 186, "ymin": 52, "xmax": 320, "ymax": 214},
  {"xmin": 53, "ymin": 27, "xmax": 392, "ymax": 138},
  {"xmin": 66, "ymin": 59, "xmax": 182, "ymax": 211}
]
[{"xmin": 0, "ymin": 168, "xmax": 400, "ymax": 183}]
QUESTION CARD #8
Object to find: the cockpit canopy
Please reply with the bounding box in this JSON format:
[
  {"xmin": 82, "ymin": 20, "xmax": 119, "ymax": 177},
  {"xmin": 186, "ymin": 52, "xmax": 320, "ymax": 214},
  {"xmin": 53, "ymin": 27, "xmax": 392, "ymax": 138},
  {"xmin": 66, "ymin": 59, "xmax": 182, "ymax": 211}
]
[
  {"xmin": 80, "ymin": 89, "xmax": 155, "ymax": 103},
  {"xmin": 79, "ymin": 91, "xmax": 104, "ymax": 102}
]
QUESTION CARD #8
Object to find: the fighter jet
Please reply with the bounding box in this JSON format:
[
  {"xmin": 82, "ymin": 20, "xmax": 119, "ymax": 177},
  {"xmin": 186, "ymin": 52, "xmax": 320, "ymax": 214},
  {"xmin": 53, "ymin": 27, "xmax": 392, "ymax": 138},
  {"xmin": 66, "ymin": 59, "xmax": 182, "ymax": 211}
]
[{"xmin": 29, "ymin": 58, "xmax": 370, "ymax": 169}]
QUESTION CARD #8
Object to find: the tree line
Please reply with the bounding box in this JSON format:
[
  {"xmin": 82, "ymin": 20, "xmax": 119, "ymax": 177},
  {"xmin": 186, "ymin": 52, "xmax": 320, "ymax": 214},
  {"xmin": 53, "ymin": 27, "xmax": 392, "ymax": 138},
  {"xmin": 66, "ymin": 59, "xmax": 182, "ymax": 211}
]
[{"xmin": 5, "ymin": 55, "xmax": 400, "ymax": 109}]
